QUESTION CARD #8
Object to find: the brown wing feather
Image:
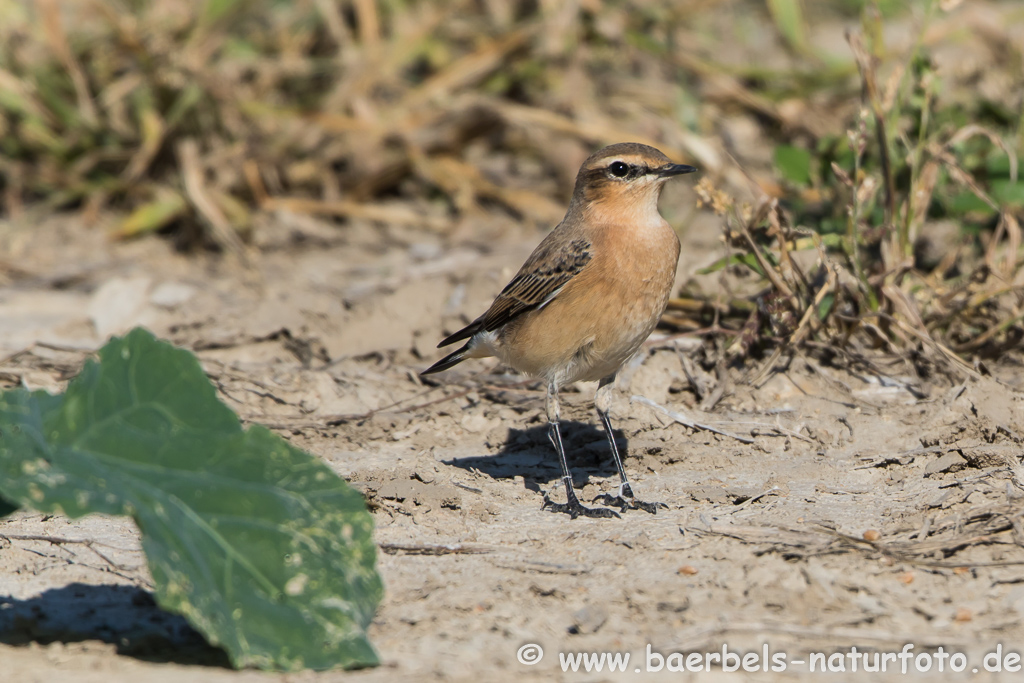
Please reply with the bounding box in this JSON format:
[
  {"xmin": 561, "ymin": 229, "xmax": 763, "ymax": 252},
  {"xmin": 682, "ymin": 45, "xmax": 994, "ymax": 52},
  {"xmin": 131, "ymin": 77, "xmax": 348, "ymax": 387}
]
[
  {"xmin": 482, "ymin": 237, "xmax": 592, "ymax": 330},
  {"xmin": 437, "ymin": 235, "xmax": 592, "ymax": 348}
]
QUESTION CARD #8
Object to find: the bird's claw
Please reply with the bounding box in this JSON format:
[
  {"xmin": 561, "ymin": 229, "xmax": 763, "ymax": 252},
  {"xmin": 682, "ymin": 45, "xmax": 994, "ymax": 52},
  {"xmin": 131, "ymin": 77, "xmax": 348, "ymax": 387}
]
[
  {"xmin": 591, "ymin": 491, "xmax": 667, "ymax": 515},
  {"xmin": 542, "ymin": 493, "xmax": 621, "ymax": 519}
]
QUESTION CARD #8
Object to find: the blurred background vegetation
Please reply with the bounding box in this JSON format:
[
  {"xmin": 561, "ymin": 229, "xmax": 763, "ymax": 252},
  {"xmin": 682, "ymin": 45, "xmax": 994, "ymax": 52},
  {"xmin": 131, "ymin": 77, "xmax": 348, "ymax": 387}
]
[{"xmin": 1, "ymin": 0, "xmax": 1022, "ymax": 369}]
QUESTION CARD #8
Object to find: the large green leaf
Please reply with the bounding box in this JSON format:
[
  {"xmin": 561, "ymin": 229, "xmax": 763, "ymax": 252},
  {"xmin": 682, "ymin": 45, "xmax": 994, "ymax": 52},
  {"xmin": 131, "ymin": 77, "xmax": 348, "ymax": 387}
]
[
  {"xmin": 0, "ymin": 328, "xmax": 382, "ymax": 671},
  {"xmin": 0, "ymin": 494, "xmax": 18, "ymax": 517}
]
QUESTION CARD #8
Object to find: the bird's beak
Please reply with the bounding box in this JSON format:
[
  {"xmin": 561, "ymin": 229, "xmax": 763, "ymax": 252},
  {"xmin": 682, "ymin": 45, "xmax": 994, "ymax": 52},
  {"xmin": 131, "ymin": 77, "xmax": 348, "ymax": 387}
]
[{"xmin": 654, "ymin": 163, "xmax": 698, "ymax": 178}]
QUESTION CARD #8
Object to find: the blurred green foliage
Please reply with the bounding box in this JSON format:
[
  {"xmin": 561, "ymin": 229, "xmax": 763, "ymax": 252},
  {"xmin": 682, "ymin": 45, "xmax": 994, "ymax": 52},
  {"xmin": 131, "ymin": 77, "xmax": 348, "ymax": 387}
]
[{"xmin": 0, "ymin": 0, "xmax": 1018, "ymax": 258}]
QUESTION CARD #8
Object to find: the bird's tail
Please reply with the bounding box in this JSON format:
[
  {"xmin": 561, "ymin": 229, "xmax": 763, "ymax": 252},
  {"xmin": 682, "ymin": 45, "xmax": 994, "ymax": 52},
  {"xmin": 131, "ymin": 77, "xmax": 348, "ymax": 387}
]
[{"xmin": 420, "ymin": 342, "xmax": 471, "ymax": 376}]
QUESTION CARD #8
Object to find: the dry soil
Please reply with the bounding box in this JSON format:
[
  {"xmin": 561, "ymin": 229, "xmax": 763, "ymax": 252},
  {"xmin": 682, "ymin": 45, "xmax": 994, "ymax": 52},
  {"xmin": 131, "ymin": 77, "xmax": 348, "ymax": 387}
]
[{"xmin": 2, "ymin": 207, "xmax": 1024, "ymax": 682}]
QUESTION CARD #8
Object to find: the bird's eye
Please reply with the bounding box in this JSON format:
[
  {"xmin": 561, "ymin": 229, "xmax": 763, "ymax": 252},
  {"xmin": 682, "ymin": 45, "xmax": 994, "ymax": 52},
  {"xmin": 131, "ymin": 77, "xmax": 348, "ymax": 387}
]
[{"xmin": 609, "ymin": 161, "xmax": 629, "ymax": 178}]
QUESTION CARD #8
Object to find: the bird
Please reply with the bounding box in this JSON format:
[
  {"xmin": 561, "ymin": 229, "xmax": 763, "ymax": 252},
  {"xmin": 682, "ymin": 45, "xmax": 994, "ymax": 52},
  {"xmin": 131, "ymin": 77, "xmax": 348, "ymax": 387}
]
[{"xmin": 422, "ymin": 143, "xmax": 696, "ymax": 518}]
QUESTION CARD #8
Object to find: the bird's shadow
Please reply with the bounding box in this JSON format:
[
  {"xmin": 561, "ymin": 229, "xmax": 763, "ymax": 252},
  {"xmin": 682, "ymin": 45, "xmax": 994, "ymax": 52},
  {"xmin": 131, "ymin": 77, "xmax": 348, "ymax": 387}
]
[
  {"xmin": 443, "ymin": 420, "xmax": 628, "ymax": 494},
  {"xmin": 0, "ymin": 583, "xmax": 231, "ymax": 667}
]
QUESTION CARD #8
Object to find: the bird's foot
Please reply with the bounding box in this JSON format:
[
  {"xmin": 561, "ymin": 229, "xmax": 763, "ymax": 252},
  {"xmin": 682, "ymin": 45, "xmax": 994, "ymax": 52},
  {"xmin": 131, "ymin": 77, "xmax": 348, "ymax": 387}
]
[
  {"xmin": 542, "ymin": 493, "xmax": 620, "ymax": 519},
  {"xmin": 592, "ymin": 483, "xmax": 667, "ymax": 515},
  {"xmin": 591, "ymin": 493, "xmax": 667, "ymax": 514}
]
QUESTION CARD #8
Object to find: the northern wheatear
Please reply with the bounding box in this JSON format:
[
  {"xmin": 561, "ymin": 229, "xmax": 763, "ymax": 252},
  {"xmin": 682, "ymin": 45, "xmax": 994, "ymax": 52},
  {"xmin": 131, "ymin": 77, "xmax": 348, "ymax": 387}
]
[{"xmin": 422, "ymin": 143, "xmax": 696, "ymax": 518}]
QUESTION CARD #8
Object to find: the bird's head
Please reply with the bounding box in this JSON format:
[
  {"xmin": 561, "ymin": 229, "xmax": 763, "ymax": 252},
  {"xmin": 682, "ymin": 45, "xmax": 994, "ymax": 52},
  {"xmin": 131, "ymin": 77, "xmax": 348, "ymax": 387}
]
[{"xmin": 570, "ymin": 143, "xmax": 696, "ymax": 225}]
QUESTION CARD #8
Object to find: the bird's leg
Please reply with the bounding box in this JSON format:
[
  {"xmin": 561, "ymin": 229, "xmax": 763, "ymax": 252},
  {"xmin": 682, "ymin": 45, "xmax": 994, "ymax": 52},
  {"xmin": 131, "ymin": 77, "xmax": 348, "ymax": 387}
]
[
  {"xmin": 591, "ymin": 375, "xmax": 666, "ymax": 514},
  {"xmin": 596, "ymin": 376, "xmax": 633, "ymax": 499},
  {"xmin": 541, "ymin": 381, "xmax": 619, "ymax": 519}
]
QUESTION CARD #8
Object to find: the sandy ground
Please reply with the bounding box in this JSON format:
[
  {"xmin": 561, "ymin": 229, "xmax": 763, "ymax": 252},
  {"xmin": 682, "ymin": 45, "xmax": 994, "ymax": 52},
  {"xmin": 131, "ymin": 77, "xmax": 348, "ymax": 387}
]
[{"xmin": 2, "ymin": 205, "xmax": 1024, "ymax": 683}]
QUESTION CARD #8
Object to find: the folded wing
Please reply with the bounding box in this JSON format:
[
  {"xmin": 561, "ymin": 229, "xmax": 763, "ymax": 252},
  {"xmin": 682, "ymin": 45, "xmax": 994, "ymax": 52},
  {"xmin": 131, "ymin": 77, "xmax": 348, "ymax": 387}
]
[{"xmin": 437, "ymin": 236, "xmax": 593, "ymax": 348}]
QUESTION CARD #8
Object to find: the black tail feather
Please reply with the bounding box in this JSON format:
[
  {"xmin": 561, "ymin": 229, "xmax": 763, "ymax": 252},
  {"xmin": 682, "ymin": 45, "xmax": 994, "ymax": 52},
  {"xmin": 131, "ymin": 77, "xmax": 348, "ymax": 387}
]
[
  {"xmin": 421, "ymin": 342, "xmax": 471, "ymax": 375},
  {"xmin": 437, "ymin": 320, "xmax": 482, "ymax": 348}
]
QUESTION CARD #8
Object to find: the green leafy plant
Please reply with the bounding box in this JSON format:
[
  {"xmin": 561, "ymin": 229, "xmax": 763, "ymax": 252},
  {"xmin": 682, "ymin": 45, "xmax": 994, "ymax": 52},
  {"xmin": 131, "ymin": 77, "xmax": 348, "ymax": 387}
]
[
  {"xmin": 669, "ymin": 0, "xmax": 1024, "ymax": 376},
  {"xmin": 774, "ymin": 145, "xmax": 813, "ymax": 186},
  {"xmin": 766, "ymin": 0, "xmax": 809, "ymax": 56},
  {"xmin": 0, "ymin": 328, "xmax": 382, "ymax": 671}
]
